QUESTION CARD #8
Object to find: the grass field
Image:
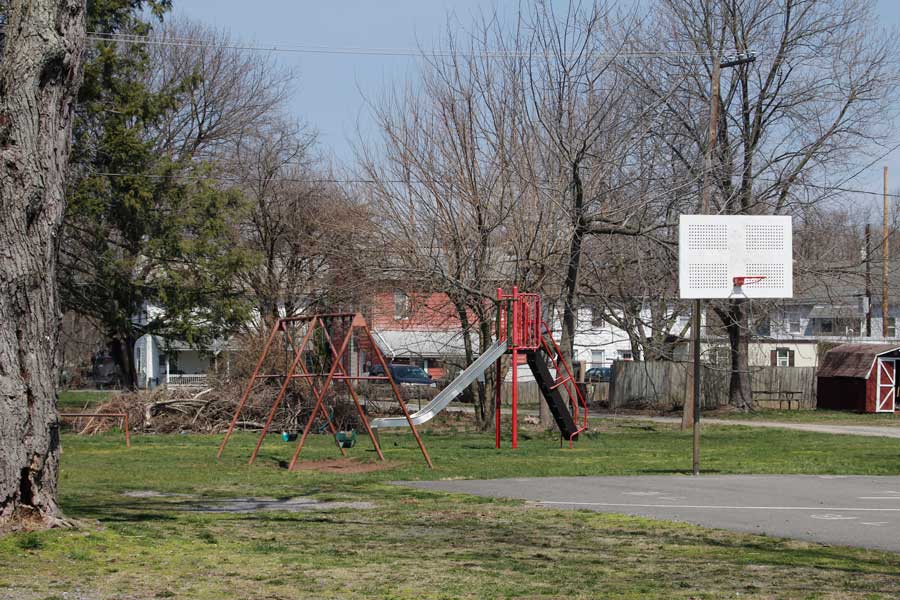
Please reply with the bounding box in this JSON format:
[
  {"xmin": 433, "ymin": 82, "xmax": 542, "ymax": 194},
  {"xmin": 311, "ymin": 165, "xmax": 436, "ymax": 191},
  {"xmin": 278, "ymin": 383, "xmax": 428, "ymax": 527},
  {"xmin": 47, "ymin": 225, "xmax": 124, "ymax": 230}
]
[
  {"xmin": 2, "ymin": 419, "xmax": 900, "ymax": 599},
  {"xmin": 57, "ymin": 389, "xmax": 115, "ymax": 412}
]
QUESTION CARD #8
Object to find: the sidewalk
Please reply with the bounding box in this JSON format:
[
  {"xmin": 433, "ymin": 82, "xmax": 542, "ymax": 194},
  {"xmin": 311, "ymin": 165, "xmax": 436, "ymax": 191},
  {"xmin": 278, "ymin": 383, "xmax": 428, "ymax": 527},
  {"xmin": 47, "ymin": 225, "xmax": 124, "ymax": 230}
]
[{"xmin": 599, "ymin": 413, "xmax": 900, "ymax": 440}]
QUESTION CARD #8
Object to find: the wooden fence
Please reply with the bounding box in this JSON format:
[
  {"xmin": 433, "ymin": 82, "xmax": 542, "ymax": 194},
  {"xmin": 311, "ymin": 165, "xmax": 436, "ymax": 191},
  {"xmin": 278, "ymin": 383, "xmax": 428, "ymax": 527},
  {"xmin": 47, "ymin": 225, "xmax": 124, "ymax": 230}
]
[
  {"xmin": 500, "ymin": 380, "xmax": 609, "ymax": 406},
  {"xmin": 608, "ymin": 360, "xmax": 817, "ymax": 410}
]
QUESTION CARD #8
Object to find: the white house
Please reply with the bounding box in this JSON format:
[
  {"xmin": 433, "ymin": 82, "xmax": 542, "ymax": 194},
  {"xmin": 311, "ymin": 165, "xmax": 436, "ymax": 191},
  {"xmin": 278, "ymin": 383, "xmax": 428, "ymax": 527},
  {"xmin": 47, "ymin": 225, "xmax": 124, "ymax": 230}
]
[{"xmin": 132, "ymin": 305, "xmax": 227, "ymax": 389}]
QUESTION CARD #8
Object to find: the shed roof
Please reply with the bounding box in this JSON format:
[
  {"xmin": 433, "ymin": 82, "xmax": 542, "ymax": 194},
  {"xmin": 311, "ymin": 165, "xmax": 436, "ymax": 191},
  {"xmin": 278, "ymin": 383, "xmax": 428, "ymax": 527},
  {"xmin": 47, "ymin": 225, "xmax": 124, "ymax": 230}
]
[{"xmin": 817, "ymin": 343, "xmax": 900, "ymax": 379}]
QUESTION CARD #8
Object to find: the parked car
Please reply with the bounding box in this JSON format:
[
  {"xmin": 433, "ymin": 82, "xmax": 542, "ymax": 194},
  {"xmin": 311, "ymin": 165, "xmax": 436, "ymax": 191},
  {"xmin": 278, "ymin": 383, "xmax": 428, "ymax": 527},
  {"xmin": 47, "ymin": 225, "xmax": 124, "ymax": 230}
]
[
  {"xmin": 368, "ymin": 363, "xmax": 437, "ymax": 387},
  {"xmin": 91, "ymin": 354, "xmax": 122, "ymax": 388},
  {"xmin": 584, "ymin": 366, "xmax": 611, "ymax": 383}
]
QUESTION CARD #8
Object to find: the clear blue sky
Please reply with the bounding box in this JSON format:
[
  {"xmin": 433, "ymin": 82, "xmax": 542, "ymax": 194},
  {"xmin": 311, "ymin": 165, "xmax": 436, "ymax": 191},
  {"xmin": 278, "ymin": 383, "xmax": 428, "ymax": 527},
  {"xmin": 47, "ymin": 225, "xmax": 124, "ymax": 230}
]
[{"xmin": 175, "ymin": 0, "xmax": 900, "ymax": 197}]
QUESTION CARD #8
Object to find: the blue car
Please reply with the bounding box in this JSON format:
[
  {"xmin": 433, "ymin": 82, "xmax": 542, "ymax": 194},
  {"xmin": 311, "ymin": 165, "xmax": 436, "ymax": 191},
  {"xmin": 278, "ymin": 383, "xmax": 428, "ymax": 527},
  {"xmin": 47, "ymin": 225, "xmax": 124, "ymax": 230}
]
[
  {"xmin": 369, "ymin": 363, "xmax": 437, "ymax": 387},
  {"xmin": 585, "ymin": 366, "xmax": 611, "ymax": 383}
]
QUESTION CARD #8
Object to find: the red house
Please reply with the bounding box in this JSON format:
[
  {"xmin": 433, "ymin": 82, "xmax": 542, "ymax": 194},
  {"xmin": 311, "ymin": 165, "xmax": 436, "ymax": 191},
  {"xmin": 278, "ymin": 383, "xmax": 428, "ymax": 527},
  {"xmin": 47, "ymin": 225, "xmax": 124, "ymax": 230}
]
[
  {"xmin": 817, "ymin": 343, "xmax": 900, "ymax": 413},
  {"xmin": 364, "ymin": 291, "xmax": 473, "ymax": 379}
]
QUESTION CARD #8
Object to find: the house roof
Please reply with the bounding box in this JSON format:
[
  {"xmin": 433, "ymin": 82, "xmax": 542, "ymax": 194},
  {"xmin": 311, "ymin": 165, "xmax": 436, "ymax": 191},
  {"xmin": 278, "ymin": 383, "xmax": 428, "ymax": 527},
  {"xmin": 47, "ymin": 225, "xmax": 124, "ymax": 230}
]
[
  {"xmin": 372, "ymin": 329, "xmax": 468, "ymax": 359},
  {"xmin": 808, "ymin": 304, "xmax": 864, "ymax": 319},
  {"xmin": 817, "ymin": 343, "xmax": 900, "ymax": 379}
]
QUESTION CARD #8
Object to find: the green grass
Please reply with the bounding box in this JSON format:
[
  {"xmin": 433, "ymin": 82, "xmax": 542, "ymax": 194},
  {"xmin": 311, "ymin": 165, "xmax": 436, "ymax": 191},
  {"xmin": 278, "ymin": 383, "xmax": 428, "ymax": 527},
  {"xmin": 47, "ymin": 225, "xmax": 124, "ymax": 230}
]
[
  {"xmin": 58, "ymin": 389, "xmax": 115, "ymax": 412},
  {"xmin": 713, "ymin": 408, "xmax": 900, "ymax": 426},
  {"xmin": 2, "ymin": 419, "xmax": 900, "ymax": 599}
]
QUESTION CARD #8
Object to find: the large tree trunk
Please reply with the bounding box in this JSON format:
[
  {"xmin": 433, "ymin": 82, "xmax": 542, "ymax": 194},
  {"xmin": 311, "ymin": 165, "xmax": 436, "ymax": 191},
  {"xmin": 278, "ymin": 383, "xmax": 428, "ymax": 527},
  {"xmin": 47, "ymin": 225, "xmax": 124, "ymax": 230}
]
[
  {"xmin": 0, "ymin": 0, "xmax": 86, "ymax": 531},
  {"xmin": 553, "ymin": 161, "xmax": 586, "ymax": 427},
  {"xmin": 109, "ymin": 334, "xmax": 137, "ymax": 390},
  {"xmin": 723, "ymin": 299, "xmax": 753, "ymax": 410},
  {"xmin": 454, "ymin": 301, "xmax": 485, "ymax": 427},
  {"xmin": 476, "ymin": 314, "xmax": 495, "ymax": 432}
]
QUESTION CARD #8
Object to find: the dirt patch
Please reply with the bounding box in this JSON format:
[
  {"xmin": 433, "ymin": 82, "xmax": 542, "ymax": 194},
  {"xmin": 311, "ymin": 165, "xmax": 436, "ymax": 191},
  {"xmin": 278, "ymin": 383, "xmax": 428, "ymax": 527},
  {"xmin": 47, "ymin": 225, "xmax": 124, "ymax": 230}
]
[
  {"xmin": 194, "ymin": 496, "xmax": 375, "ymax": 513},
  {"xmin": 122, "ymin": 490, "xmax": 189, "ymax": 498},
  {"xmin": 290, "ymin": 458, "xmax": 397, "ymax": 474},
  {"xmin": 118, "ymin": 491, "xmax": 375, "ymax": 513}
]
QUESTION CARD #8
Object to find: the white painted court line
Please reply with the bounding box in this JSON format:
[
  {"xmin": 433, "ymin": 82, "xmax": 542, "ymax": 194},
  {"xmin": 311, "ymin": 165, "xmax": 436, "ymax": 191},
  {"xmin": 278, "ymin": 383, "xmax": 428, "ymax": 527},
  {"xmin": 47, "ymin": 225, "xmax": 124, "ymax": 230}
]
[
  {"xmin": 858, "ymin": 496, "xmax": 900, "ymax": 500},
  {"xmin": 539, "ymin": 501, "xmax": 900, "ymax": 512}
]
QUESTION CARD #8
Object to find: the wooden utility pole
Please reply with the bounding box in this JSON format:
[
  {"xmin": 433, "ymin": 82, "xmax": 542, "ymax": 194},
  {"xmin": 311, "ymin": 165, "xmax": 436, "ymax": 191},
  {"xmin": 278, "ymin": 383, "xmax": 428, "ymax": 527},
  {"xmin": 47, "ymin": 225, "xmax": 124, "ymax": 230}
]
[
  {"xmin": 884, "ymin": 166, "xmax": 890, "ymax": 338},
  {"xmin": 690, "ymin": 58, "xmax": 721, "ymax": 475},
  {"xmin": 866, "ymin": 224, "xmax": 872, "ymax": 337}
]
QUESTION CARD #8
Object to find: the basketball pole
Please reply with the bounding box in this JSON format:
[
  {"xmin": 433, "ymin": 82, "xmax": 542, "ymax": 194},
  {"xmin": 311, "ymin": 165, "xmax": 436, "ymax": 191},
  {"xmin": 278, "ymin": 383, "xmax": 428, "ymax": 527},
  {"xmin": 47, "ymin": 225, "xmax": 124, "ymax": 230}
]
[{"xmin": 691, "ymin": 51, "xmax": 756, "ymax": 477}]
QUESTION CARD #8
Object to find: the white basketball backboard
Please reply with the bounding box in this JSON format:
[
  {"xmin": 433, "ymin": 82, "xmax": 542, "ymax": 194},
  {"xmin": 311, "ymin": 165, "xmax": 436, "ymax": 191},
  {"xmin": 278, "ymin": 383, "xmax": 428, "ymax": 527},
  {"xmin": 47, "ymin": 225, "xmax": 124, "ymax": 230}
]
[{"xmin": 679, "ymin": 215, "xmax": 793, "ymax": 299}]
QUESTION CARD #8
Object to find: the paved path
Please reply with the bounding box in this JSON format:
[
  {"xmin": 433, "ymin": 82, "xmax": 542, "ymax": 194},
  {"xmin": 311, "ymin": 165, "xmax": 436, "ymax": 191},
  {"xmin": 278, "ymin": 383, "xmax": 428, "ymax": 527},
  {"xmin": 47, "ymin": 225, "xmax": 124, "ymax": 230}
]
[
  {"xmin": 600, "ymin": 413, "xmax": 900, "ymax": 439},
  {"xmin": 407, "ymin": 475, "xmax": 900, "ymax": 552}
]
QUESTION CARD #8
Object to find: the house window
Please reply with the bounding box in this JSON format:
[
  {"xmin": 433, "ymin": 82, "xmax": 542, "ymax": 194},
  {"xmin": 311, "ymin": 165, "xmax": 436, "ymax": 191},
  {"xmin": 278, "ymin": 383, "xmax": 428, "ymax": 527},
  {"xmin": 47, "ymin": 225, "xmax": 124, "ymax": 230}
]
[
  {"xmin": 590, "ymin": 349, "xmax": 605, "ymax": 367},
  {"xmin": 618, "ymin": 350, "xmax": 633, "ymax": 361},
  {"xmin": 708, "ymin": 346, "xmax": 729, "ymax": 367},
  {"xmin": 776, "ymin": 348, "xmax": 790, "ymax": 366},
  {"xmin": 590, "ymin": 307, "xmax": 606, "ymax": 328},
  {"xmin": 788, "ymin": 315, "xmax": 801, "ymax": 334},
  {"xmin": 135, "ymin": 347, "xmax": 143, "ymax": 374},
  {"xmin": 772, "ymin": 347, "xmax": 794, "ymax": 367},
  {"xmin": 393, "ymin": 291, "xmax": 410, "ymax": 320},
  {"xmin": 818, "ymin": 319, "xmax": 833, "ymax": 334},
  {"xmin": 888, "ymin": 318, "xmax": 897, "ymax": 337}
]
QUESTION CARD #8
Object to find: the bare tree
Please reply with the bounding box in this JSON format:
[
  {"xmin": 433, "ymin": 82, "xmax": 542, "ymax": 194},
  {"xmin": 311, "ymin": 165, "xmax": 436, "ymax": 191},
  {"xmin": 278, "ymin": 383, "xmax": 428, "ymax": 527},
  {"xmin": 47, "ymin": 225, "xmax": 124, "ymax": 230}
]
[
  {"xmin": 0, "ymin": 0, "xmax": 86, "ymax": 530},
  {"xmin": 629, "ymin": 0, "xmax": 897, "ymax": 408},
  {"xmin": 358, "ymin": 20, "xmax": 527, "ymax": 428},
  {"xmin": 230, "ymin": 120, "xmax": 370, "ymax": 327}
]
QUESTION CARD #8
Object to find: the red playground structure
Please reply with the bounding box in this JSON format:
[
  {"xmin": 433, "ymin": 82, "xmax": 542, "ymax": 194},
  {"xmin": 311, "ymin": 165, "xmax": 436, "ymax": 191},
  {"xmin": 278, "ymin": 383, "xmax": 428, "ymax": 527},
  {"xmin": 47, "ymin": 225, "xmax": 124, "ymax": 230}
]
[
  {"xmin": 494, "ymin": 288, "xmax": 588, "ymax": 449},
  {"xmin": 217, "ymin": 289, "xmax": 588, "ymax": 468}
]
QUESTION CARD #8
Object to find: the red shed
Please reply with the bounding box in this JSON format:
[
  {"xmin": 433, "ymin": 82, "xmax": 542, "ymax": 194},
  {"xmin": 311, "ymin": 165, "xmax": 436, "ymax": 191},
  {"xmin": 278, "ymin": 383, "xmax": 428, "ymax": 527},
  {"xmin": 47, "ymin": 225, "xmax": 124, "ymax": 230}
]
[{"xmin": 817, "ymin": 343, "xmax": 900, "ymax": 413}]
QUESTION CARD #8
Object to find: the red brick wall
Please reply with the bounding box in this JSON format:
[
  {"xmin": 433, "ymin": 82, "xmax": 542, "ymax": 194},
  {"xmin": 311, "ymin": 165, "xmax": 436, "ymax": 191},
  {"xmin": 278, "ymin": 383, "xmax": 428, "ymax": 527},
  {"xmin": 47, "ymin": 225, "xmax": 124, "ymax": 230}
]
[{"xmin": 370, "ymin": 291, "xmax": 472, "ymax": 331}]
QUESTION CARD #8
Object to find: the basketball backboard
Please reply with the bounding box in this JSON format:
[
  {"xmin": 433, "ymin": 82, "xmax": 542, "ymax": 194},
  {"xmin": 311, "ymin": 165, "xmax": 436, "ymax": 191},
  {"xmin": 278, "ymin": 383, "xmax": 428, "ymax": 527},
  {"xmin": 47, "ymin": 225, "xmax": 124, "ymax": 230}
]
[{"xmin": 678, "ymin": 215, "xmax": 793, "ymax": 299}]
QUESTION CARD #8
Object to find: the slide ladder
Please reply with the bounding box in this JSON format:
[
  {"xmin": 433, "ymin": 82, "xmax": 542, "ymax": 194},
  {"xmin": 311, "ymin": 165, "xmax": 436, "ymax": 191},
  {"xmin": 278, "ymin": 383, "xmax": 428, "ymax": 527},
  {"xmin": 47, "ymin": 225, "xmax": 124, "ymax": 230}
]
[
  {"xmin": 370, "ymin": 339, "xmax": 509, "ymax": 429},
  {"xmin": 525, "ymin": 348, "xmax": 579, "ymax": 439}
]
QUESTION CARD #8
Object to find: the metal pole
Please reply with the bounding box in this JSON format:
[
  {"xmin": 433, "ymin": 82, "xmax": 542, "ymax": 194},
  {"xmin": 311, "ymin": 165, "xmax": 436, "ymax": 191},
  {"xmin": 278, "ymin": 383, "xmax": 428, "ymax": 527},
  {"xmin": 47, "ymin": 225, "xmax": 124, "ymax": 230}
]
[
  {"xmin": 884, "ymin": 166, "xmax": 890, "ymax": 338},
  {"xmin": 217, "ymin": 320, "xmax": 281, "ymax": 459},
  {"xmin": 495, "ymin": 359, "xmax": 502, "ymax": 449},
  {"xmin": 692, "ymin": 300, "xmax": 701, "ymax": 476},
  {"xmin": 511, "ymin": 287, "xmax": 519, "ymax": 449},
  {"xmin": 496, "ymin": 288, "xmax": 503, "ymax": 449}
]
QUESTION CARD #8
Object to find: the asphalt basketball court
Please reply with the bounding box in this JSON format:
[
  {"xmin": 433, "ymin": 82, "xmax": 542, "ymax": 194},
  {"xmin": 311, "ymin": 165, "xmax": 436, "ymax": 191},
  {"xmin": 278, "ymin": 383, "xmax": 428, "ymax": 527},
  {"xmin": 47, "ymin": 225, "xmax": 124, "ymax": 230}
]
[{"xmin": 407, "ymin": 475, "xmax": 900, "ymax": 552}]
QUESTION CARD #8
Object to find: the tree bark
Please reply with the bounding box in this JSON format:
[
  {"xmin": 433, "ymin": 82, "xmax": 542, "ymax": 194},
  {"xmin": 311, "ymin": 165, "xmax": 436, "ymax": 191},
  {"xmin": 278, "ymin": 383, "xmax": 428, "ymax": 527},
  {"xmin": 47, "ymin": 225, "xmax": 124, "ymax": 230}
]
[
  {"xmin": 723, "ymin": 299, "xmax": 753, "ymax": 410},
  {"xmin": 554, "ymin": 160, "xmax": 586, "ymax": 426},
  {"xmin": 109, "ymin": 334, "xmax": 137, "ymax": 390},
  {"xmin": 0, "ymin": 0, "xmax": 86, "ymax": 531}
]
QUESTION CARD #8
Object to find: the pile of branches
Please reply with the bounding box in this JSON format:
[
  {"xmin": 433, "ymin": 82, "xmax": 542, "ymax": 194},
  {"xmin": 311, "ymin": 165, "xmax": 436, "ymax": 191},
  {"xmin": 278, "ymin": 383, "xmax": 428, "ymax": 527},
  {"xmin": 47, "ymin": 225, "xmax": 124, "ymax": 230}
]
[{"xmin": 70, "ymin": 383, "xmax": 368, "ymax": 435}]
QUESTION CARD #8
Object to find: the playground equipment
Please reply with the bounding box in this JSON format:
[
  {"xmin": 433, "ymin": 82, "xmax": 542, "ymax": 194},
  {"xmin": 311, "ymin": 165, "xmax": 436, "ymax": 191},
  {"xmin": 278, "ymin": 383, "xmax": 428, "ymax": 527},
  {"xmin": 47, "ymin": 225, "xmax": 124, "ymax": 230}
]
[
  {"xmin": 371, "ymin": 287, "xmax": 588, "ymax": 449},
  {"xmin": 219, "ymin": 290, "xmax": 588, "ymax": 468},
  {"xmin": 217, "ymin": 312, "xmax": 434, "ymax": 468}
]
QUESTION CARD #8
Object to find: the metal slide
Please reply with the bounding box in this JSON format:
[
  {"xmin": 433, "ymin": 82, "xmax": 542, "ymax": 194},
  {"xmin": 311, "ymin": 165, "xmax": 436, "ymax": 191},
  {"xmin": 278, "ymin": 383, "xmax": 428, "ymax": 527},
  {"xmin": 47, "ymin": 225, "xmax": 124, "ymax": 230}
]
[{"xmin": 369, "ymin": 340, "xmax": 508, "ymax": 428}]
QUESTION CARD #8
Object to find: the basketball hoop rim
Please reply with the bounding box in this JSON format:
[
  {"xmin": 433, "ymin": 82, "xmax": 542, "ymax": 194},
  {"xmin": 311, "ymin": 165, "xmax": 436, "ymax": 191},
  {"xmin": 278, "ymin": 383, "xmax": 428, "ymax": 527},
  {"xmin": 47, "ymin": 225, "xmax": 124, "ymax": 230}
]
[{"xmin": 733, "ymin": 276, "xmax": 766, "ymax": 286}]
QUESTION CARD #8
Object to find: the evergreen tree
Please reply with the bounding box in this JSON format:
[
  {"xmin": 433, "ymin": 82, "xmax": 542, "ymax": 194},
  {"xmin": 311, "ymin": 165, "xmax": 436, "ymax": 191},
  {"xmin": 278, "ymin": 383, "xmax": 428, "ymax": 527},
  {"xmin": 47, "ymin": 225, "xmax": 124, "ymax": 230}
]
[{"xmin": 62, "ymin": 1, "xmax": 252, "ymax": 388}]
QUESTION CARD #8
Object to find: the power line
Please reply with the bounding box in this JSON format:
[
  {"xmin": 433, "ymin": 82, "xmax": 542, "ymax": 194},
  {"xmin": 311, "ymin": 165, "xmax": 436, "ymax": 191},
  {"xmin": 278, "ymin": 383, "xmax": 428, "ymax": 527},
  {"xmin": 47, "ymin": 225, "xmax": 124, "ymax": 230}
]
[
  {"xmin": 0, "ymin": 24, "xmax": 723, "ymax": 60},
  {"xmin": 84, "ymin": 169, "xmax": 900, "ymax": 199}
]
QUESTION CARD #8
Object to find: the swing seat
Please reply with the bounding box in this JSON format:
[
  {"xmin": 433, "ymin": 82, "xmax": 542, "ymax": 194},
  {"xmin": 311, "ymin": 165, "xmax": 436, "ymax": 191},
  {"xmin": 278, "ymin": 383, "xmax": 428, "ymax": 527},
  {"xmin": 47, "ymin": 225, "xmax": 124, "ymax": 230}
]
[
  {"xmin": 281, "ymin": 431, "xmax": 298, "ymax": 442},
  {"xmin": 336, "ymin": 429, "xmax": 357, "ymax": 448}
]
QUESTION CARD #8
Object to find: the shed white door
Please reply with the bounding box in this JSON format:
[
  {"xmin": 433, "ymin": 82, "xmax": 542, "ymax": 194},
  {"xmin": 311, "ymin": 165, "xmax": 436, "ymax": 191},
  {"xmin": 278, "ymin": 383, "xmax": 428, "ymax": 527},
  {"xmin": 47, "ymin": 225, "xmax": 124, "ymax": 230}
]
[{"xmin": 876, "ymin": 358, "xmax": 896, "ymax": 413}]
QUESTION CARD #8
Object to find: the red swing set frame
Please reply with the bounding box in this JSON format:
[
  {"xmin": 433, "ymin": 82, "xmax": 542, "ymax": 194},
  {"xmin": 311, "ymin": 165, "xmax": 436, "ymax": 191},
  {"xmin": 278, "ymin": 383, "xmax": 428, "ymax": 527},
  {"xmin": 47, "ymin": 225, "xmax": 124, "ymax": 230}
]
[{"xmin": 217, "ymin": 312, "xmax": 433, "ymax": 469}]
